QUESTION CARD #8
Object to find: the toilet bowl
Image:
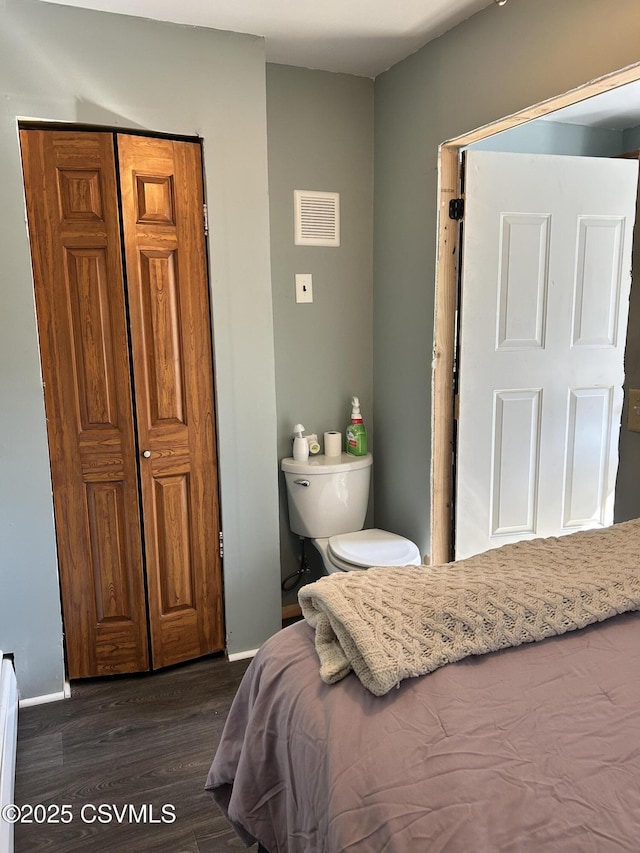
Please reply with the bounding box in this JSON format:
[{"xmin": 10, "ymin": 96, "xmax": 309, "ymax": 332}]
[{"xmin": 281, "ymin": 452, "xmax": 421, "ymax": 574}]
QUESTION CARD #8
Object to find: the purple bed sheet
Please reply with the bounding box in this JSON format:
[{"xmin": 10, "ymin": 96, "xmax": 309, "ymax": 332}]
[{"xmin": 206, "ymin": 612, "xmax": 640, "ymax": 852}]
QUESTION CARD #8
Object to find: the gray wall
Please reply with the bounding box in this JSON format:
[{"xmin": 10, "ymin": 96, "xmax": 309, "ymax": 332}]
[
  {"xmin": 624, "ymin": 125, "xmax": 640, "ymax": 152},
  {"xmin": 266, "ymin": 65, "xmax": 374, "ymax": 600},
  {"xmin": 469, "ymin": 119, "xmax": 623, "ymax": 156},
  {"xmin": 0, "ymin": 0, "xmax": 280, "ymax": 698},
  {"xmin": 373, "ymin": 0, "xmax": 640, "ymax": 562}
]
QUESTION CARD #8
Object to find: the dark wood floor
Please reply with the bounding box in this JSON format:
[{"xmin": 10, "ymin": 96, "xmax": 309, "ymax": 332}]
[{"xmin": 13, "ymin": 654, "xmax": 253, "ymax": 853}]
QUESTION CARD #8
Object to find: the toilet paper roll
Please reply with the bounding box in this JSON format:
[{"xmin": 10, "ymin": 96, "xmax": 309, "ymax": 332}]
[
  {"xmin": 324, "ymin": 430, "xmax": 342, "ymax": 457},
  {"xmin": 307, "ymin": 434, "xmax": 321, "ymax": 455}
]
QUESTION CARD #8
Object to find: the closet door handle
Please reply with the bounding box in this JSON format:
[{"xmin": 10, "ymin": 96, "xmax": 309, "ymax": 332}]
[{"xmin": 142, "ymin": 450, "xmax": 152, "ymax": 459}]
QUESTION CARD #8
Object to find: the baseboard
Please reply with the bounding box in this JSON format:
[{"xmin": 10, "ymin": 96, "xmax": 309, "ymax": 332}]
[
  {"xmin": 226, "ymin": 605, "xmax": 304, "ymax": 662},
  {"xmin": 19, "ymin": 690, "xmax": 67, "ymax": 708},
  {"xmin": 227, "ymin": 648, "xmax": 259, "ymax": 663}
]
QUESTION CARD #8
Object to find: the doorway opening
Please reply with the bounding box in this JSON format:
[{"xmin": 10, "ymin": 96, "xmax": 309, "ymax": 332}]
[{"xmin": 431, "ymin": 61, "xmax": 640, "ymax": 566}]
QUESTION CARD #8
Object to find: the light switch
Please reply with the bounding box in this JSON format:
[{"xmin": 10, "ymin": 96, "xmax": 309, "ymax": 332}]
[
  {"xmin": 295, "ymin": 273, "xmax": 313, "ymax": 304},
  {"xmin": 627, "ymin": 389, "xmax": 640, "ymax": 432}
]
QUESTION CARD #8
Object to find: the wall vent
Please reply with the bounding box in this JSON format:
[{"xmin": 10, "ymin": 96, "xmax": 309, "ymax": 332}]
[{"xmin": 294, "ymin": 190, "xmax": 340, "ymax": 247}]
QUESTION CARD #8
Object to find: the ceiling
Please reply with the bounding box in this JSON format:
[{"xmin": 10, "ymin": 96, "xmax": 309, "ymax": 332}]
[
  {"xmin": 36, "ymin": 0, "xmax": 495, "ymax": 78},
  {"xmin": 34, "ymin": 0, "xmax": 640, "ymax": 126}
]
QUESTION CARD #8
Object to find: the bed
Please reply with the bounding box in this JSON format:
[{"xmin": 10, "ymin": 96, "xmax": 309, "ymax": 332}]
[{"xmin": 206, "ymin": 520, "xmax": 640, "ymax": 852}]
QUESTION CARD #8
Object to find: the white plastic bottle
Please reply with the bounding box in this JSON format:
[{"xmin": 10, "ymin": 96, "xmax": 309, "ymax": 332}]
[{"xmin": 292, "ymin": 423, "xmax": 309, "ymax": 462}]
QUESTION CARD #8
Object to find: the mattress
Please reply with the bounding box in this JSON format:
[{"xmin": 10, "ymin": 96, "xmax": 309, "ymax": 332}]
[{"xmin": 207, "ymin": 611, "xmax": 640, "ymax": 852}]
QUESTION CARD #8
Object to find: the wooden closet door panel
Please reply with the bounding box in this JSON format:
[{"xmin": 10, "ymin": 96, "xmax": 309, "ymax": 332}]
[
  {"xmin": 20, "ymin": 130, "xmax": 150, "ymax": 678},
  {"xmin": 117, "ymin": 134, "xmax": 224, "ymax": 668}
]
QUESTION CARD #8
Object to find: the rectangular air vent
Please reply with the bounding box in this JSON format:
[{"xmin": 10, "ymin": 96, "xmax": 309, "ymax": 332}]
[{"xmin": 294, "ymin": 190, "xmax": 340, "ymax": 247}]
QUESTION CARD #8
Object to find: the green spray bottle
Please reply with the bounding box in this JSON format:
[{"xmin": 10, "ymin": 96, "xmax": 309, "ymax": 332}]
[{"xmin": 346, "ymin": 396, "xmax": 367, "ymax": 456}]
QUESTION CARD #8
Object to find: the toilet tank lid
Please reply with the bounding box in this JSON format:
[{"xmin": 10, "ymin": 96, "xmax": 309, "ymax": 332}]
[
  {"xmin": 329, "ymin": 528, "xmax": 422, "ymax": 568},
  {"xmin": 281, "ymin": 452, "xmax": 372, "ymax": 475}
]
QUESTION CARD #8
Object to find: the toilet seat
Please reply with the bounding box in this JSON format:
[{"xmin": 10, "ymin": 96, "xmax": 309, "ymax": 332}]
[{"xmin": 328, "ymin": 528, "xmax": 421, "ymax": 570}]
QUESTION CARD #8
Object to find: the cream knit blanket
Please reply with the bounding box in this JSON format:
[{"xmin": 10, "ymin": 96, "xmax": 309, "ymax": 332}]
[{"xmin": 298, "ymin": 520, "xmax": 640, "ymax": 696}]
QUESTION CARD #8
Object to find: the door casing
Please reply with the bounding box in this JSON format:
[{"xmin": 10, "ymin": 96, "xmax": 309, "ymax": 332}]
[{"xmin": 431, "ymin": 60, "xmax": 640, "ymax": 566}]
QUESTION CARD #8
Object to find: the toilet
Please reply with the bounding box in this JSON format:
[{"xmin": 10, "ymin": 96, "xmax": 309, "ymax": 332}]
[{"xmin": 281, "ymin": 451, "xmax": 422, "ymax": 574}]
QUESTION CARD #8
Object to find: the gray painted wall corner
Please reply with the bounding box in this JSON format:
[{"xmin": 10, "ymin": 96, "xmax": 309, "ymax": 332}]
[{"xmin": 266, "ymin": 64, "xmax": 374, "ymax": 600}]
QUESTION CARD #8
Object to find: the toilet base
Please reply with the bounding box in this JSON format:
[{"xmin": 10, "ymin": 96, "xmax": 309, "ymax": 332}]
[{"xmin": 310, "ymin": 537, "xmax": 362, "ymax": 574}]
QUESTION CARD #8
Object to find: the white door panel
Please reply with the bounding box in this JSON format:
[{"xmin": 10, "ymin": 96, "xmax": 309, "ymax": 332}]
[
  {"xmin": 456, "ymin": 150, "xmax": 638, "ymax": 560},
  {"xmin": 490, "ymin": 387, "xmax": 541, "ymax": 536},
  {"xmin": 563, "ymin": 386, "xmax": 614, "ymax": 527}
]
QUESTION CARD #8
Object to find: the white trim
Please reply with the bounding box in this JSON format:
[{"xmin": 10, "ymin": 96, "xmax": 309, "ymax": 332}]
[
  {"xmin": 227, "ymin": 648, "xmax": 259, "ymax": 662},
  {"xmin": 0, "ymin": 655, "xmax": 18, "ymax": 853},
  {"xmin": 19, "ymin": 690, "xmax": 67, "ymax": 708}
]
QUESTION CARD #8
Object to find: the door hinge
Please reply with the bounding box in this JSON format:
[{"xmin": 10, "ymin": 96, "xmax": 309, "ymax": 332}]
[
  {"xmin": 203, "ymin": 203, "xmax": 209, "ymax": 236},
  {"xmin": 219, "ymin": 530, "xmax": 224, "ymax": 559},
  {"xmin": 449, "ymin": 198, "xmax": 464, "ymax": 221}
]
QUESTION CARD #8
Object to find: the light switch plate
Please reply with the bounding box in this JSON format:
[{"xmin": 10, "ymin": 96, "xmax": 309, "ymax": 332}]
[
  {"xmin": 628, "ymin": 389, "xmax": 640, "ymax": 432},
  {"xmin": 295, "ymin": 273, "xmax": 313, "ymax": 303}
]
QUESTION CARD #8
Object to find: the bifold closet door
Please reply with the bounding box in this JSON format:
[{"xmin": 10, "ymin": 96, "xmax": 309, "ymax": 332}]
[
  {"xmin": 117, "ymin": 134, "xmax": 224, "ymax": 668},
  {"xmin": 20, "ymin": 130, "xmax": 150, "ymax": 677},
  {"xmin": 20, "ymin": 129, "xmax": 224, "ymax": 678}
]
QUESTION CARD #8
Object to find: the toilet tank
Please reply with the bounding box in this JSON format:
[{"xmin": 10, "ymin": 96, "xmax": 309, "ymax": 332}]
[{"xmin": 281, "ymin": 452, "xmax": 372, "ymax": 538}]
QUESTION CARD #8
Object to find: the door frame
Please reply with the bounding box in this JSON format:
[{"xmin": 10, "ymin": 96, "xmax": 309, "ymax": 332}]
[{"xmin": 431, "ymin": 61, "xmax": 640, "ymax": 566}]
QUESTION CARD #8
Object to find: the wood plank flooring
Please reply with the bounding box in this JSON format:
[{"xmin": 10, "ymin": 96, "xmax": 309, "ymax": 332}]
[{"xmin": 13, "ymin": 654, "xmax": 253, "ymax": 852}]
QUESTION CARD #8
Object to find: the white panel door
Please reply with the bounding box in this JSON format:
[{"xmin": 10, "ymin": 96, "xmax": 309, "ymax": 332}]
[{"xmin": 456, "ymin": 150, "xmax": 638, "ymax": 560}]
